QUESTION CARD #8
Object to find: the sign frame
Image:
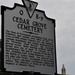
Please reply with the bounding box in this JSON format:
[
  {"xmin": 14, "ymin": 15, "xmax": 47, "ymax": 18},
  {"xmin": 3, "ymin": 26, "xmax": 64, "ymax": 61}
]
[{"xmin": 1, "ymin": 0, "xmax": 57, "ymax": 75}]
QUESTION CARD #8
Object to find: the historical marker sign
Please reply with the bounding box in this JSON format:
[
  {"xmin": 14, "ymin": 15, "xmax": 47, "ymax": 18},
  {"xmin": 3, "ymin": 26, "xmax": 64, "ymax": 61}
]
[{"xmin": 1, "ymin": 0, "xmax": 57, "ymax": 75}]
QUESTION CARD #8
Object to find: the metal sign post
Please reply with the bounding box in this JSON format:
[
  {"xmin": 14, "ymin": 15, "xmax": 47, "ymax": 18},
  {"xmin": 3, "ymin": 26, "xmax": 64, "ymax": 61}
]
[{"xmin": 1, "ymin": 0, "xmax": 57, "ymax": 75}]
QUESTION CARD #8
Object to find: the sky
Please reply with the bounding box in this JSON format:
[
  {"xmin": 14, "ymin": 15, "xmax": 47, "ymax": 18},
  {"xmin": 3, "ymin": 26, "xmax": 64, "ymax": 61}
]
[{"xmin": 0, "ymin": 0, "xmax": 75, "ymax": 75}]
